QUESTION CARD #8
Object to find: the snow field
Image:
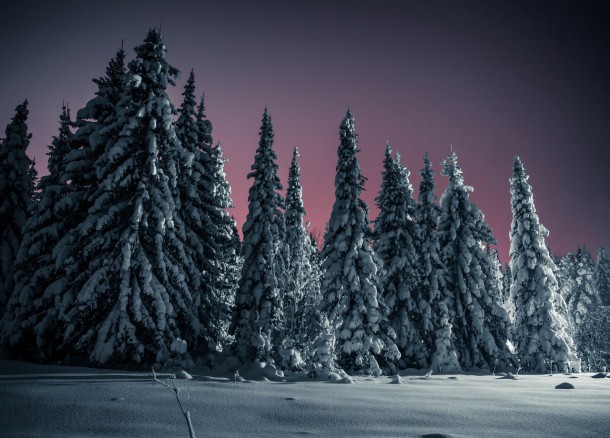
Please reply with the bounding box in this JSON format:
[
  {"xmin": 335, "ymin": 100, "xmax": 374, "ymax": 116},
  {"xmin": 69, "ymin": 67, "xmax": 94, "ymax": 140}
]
[{"xmin": 1, "ymin": 360, "xmax": 609, "ymax": 437}]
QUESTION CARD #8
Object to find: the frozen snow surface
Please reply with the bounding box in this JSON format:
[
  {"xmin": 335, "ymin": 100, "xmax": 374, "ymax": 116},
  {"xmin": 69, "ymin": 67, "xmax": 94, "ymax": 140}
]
[{"xmin": 1, "ymin": 359, "xmax": 609, "ymax": 437}]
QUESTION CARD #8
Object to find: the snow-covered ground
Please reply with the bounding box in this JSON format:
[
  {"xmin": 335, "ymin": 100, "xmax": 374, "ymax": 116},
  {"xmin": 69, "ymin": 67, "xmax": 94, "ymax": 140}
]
[{"xmin": 1, "ymin": 359, "xmax": 608, "ymax": 437}]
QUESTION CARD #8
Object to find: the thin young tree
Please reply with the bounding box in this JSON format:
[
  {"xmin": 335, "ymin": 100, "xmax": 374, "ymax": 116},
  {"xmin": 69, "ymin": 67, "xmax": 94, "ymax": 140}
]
[{"xmin": 283, "ymin": 147, "xmax": 309, "ymax": 335}]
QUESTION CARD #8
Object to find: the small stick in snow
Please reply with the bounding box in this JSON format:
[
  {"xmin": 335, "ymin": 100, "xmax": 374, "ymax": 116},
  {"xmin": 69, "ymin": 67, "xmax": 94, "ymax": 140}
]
[{"xmin": 152, "ymin": 367, "xmax": 196, "ymax": 438}]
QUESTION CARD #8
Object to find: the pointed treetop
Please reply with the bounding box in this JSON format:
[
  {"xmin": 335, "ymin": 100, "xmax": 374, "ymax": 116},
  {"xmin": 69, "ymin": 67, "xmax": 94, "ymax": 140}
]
[
  {"xmin": 512, "ymin": 155, "xmax": 528, "ymax": 180},
  {"xmin": 132, "ymin": 28, "xmax": 179, "ymax": 88},
  {"xmin": 47, "ymin": 102, "xmax": 73, "ymax": 176},
  {"xmin": 286, "ymin": 145, "xmax": 306, "ymax": 222},
  {"xmin": 440, "ymin": 150, "xmax": 463, "ymax": 184},
  {"xmin": 261, "ymin": 107, "xmax": 272, "ymax": 130},
  {"xmin": 196, "ymin": 95, "xmax": 206, "ymax": 121},
  {"xmin": 186, "ymin": 69, "xmax": 195, "ymax": 89},
  {"xmin": 340, "ymin": 110, "xmax": 356, "ymax": 137},
  {"xmin": 4, "ymin": 100, "xmax": 31, "ymax": 148},
  {"xmin": 178, "ymin": 69, "xmax": 197, "ymax": 118},
  {"xmin": 93, "ymin": 45, "xmax": 126, "ymax": 91}
]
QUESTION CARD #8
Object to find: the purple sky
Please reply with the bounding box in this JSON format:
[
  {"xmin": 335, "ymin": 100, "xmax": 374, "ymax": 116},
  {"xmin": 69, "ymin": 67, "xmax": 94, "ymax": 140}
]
[{"xmin": 1, "ymin": 0, "xmax": 609, "ymax": 262}]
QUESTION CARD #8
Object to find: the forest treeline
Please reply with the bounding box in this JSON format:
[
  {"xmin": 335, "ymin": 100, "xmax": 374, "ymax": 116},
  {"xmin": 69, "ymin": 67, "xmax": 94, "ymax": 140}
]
[{"xmin": 1, "ymin": 29, "xmax": 609, "ymax": 375}]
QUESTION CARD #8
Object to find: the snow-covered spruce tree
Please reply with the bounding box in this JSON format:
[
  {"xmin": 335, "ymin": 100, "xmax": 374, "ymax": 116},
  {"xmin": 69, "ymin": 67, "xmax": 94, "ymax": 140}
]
[
  {"xmin": 554, "ymin": 252, "xmax": 576, "ymax": 333},
  {"xmin": 230, "ymin": 108, "xmax": 285, "ymax": 364},
  {"xmin": 318, "ymin": 111, "xmax": 399, "ymax": 375},
  {"xmin": 373, "ymin": 144, "xmax": 426, "ymax": 369},
  {"xmin": 485, "ymin": 246, "xmax": 506, "ymax": 311},
  {"xmin": 1, "ymin": 104, "xmax": 75, "ymax": 359},
  {"xmin": 280, "ymin": 147, "xmax": 324, "ymax": 370},
  {"xmin": 0, "ymin": 101, "xmax": 36, "ymax": 312},
  {"xmin": 574, "ymin": 305, "xmax": 610, "ymax": 371},
  {"xmin": 206, "ymin": 141, "xmax": 241, "ymax": 351},
  {"xmin": 595, "ymin": 247, "xmax": 610, "ymax": 306},
  {"xmin": 557, "ymin": 252, "xmax": 576, "ymax": 305},
  {"xmin": 49, "ymin": 47, "xmax": 129, "ymax": 358},
  {"xmin": 438, "ymin": 151, "xmax": 513, "ymax": 371},
  {"xmin": 174, "ymin": 70, "xmax": 235, "ymax": 355},
  {"xmin": 567, "ymin": 247, "xmax": 599, "ymax": 328},
  {"xmin": 417, "ymin": 155, "xmax": 457, "ymax": 371},
  {"xmin": 416, "ymin": 153, "xmax": 460, "ymax": 373},
  {"xmin": 61, "ymin": 29, "xmax": 199, "ymax": 367},
  {"xmin": 296, "ymin": 234, "xmax": 323, "ymax": 344},
  {"xmin": 283, "ymin": 147, "xmax": 307, "ymax": 341},
  {"xmin": 194, "ymin": 92, "xmax": 241, "ymax": 351},
  {"xmin": 509, "ymin": 156, "xmax": 578, "ymax": 373}
]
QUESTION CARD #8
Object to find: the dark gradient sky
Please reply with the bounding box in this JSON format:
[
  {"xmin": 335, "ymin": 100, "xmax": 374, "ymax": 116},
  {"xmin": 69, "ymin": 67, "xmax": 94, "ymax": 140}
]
[{"xmin": 1, "ymin": 0, "xmax": 609, "ymax": 262}]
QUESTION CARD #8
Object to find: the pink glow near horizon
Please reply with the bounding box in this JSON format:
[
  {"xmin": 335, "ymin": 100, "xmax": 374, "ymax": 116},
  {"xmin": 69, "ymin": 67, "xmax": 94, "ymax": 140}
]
[{"xmin": 1, "ymin": 1, "xmax": 609, "ymax": 263}]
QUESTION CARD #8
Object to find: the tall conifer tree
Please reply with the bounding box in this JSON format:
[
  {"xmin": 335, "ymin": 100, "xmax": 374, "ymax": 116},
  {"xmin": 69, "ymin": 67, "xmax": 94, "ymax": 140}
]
[
  {"xmin": 416, "ymin": 153, "xmax": 460, "ymax": 372},
  {"xmin": 52, "ymin": 47, "xmax": 129, "ymax": 351},
  {"xmin": 568, "ymin": 247, "xmax": 599, "ymax": 328},
  {"xmin": 374, "ymin": 144, "xmax": 426, "ymax": 368},
  {"xmin": 174, "ymin": 70, "xmax": 226, "ymax": 354},
  {"xmin": 283, "ymin": 147, "xmax": 308, "ymax": 335},
  {"xmin": 319, "ymin": 111, "xmax": 398, "ymax": 374},
  {"xmin": 438, "ymin": 151, "xmax": 513, "ymax": 370},
  {"xmin": 0, "ymin": 101, "xmax": 36, "ymax": 311},
  {"xmin": 2, "ymin": 104, "xmax": 74, "ymax": 358},
  {"xmin": 230, "ymin": 108, "xmax": 285, "ymax": 364},
  {"xmin": 61, "ymin": 29, "xmax": 198, "ymax": 366},
  {"xmin": 509, "ymin": 156, "xmax": 578, "ymax": 372}
]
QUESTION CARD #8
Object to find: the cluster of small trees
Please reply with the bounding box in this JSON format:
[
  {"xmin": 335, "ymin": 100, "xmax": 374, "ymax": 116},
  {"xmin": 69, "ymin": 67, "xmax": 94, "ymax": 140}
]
[
  {"xmin": 0, "ymin": 29, "xmax": 607, "ymax": 374},
  {"xmin": 554, "ymin": 246, "xmax": 610, "ymax": 370}
]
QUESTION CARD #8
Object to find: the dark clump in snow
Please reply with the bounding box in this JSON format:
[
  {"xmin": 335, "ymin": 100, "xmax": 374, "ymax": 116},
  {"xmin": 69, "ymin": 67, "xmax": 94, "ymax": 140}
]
[
  {"xmin": 422, "ymin": 434, "xmax": 454, "ymax": 438},
  {"xmin": 591, "ymin": 372, "xmax": 608, "ymax": 379},
  {"xmin": 555, "ymin": 382, "xmax": 575, "ymax": 389}
]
